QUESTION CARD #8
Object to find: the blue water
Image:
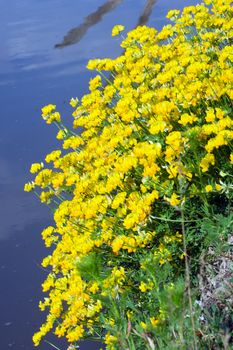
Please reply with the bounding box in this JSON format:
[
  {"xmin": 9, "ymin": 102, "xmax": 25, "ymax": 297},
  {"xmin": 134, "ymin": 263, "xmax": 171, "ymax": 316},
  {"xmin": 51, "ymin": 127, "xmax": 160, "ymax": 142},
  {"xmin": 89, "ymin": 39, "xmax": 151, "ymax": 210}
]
[{"xmin": 0, "ymin": 1, "xmax": 199, "ymax": 349}]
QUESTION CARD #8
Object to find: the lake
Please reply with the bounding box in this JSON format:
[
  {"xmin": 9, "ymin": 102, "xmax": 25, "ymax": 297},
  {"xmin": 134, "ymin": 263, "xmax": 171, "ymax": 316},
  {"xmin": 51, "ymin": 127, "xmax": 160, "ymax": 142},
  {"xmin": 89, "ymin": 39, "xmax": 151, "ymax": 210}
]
[{"xmin": 0, "ymin": 0, "xmax": 199, "ymax": 349}]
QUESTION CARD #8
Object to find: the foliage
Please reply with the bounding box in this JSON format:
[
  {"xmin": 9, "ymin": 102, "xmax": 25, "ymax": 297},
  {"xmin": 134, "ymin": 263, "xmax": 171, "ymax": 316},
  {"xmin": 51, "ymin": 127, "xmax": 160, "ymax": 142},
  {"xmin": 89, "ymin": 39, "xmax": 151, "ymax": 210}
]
[{"xmin": 25, "ymin": 0, "xmax": 233, "ymax": 349}]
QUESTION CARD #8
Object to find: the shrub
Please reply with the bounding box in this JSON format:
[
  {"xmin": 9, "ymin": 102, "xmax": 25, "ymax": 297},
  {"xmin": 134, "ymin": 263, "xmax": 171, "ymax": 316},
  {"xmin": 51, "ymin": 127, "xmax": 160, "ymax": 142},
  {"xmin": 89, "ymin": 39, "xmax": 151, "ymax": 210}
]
[{"xmin": 25, "ymin": 0, "xmax": 233, "ymax": 349}]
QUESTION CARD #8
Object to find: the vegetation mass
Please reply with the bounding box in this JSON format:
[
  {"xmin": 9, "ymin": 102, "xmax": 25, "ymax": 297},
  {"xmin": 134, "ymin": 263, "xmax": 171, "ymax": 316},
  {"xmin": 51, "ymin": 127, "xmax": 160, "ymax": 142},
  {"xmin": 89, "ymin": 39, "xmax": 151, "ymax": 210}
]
[{"xmin": 25, "ymin": 0, "xmax": 233, "ymax": 348}]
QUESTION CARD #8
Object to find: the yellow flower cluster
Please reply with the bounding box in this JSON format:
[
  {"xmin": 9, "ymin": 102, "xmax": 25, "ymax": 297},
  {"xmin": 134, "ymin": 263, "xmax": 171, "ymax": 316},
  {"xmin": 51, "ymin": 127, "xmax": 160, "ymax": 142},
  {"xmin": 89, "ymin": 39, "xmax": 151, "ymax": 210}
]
[{"xmin": 26, "ymin": 0, "xmax": 232, "ymax": 348}]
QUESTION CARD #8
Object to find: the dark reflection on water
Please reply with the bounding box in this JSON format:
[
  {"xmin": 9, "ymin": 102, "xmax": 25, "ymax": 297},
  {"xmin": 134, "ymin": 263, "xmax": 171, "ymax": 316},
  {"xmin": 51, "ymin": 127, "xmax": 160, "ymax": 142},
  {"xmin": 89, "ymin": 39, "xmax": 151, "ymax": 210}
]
[
  {"xmin": 55, "ymin": 0, "xmax": 123, "ymax": 48},
  {"xmin": 137, "ymin": 0, "xmax": 157, "ymax": 26},
  {"xmin": 0, "ymin": 0, "xmax": 199, "ymax": 349}
]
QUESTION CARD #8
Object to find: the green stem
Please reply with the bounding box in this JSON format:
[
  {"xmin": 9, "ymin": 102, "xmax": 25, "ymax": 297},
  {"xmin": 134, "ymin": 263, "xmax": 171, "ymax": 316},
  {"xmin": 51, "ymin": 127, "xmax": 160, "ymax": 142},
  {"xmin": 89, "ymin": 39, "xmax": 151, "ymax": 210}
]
[{"xmin": 180, "ymin": 208, "xmax": 198, "ymax": 350}]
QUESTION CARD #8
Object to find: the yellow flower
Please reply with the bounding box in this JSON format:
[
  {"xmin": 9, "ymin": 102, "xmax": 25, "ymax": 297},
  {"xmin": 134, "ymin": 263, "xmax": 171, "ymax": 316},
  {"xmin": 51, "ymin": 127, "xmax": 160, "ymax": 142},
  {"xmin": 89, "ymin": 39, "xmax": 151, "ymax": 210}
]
[
  {"xmin": 105, "ymin": 333, "xmax": 117, "ymax": 345},
  {"xmin": 24, "ymin": 182, "xmax": 35, "ymax": 192},
  {"xmin": 205, "ymin": 185, "xmax": 213, "ymax": 192},
  {"xmin": 150, "ymin": 317, "xmax": 159, "ymax": 327},
  {"xmin": 66, "ymin": 325, "xmax": 84, "ymax": 342},
  {"xmin": 139, "ymin": 281, "xmax": 153, "ymax": 292},
  {"xmin": 200, "ymin": 153, "xmax": 215, "ymax": 172},
  {"xmin": 69, "ymin": 97, "xmax": 79, "ymax": 108},
  {"xmin": 41, "ymin": 104, "xmax": 56, "ymax": 117},
  {"xmin": 215, "ymin": 184, "xmax": 222, "ymax": 191},
  {"xmin": 32, "ymin": 332, "xmax": 42, "ymax": 346},
  {"xmin": 56, "ymin": 129, "xmax": 65, "ymax": 140},
  {"xmin": 45, "ymin": 112, "xmax": 61, "ymax": 124},
  {"xmin": 30, "ymin": 163, "xmax": 43, "ymax": 174},
  {"xmin": 178, "ymin": 113, "xmax": 197, "ymax": 126},
  {"xmin": 40, "ymin": 191, "xmax": 53, "ymax": 204},
  {"xmin": 167, "ymin": 193, "xmax": 180, "ymax": 207},
  {"xmin": 139, "ymin": 281, "xmax": 148, "ymax": 292},
  {"xmin": 111, "ymin": 192, "xmax": 127, "ymax": 209},
  {"xmin": 45, "ymin": 150, "xmax": 61, "ymax": 163},
  {"xmin": 140, "ymin": 321, "xmax": 147, "ymax": 330},
  {"xmin": 230, "ymin": 154, "xmax": 233, "ymax": 164},
  {"xmin": 112, "ymin": 25, "xmax": 125, "ymax": 37},
  {"xmin": 89, "ymin": 75, "xmax": 102, "ymax": 91},
  {"xmin": 166, "ymin": 9, "xmax": 180, "ymax": 20},
  {"xmin": 205, "ymin": 108, "xmax": 215, "ymax": 123},
  {"xmin": 86, "ymin": 58, "xmax": 101, "ymax": 70}
]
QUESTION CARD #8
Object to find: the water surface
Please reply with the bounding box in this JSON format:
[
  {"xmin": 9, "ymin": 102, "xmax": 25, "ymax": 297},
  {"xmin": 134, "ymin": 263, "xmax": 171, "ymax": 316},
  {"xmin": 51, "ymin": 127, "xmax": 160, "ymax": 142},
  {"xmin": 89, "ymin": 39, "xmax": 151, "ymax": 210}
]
[{"xmin": 0, "ymin": 1, "xmax": 199, "ymax": 349}]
